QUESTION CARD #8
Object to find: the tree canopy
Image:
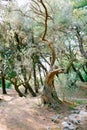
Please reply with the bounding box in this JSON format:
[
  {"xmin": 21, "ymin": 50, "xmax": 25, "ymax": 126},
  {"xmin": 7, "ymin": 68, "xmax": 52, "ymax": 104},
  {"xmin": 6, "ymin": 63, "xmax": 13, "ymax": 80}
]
[{"xmin": 0, "ymin": 0, "xmax": 87, "ymax": 107}]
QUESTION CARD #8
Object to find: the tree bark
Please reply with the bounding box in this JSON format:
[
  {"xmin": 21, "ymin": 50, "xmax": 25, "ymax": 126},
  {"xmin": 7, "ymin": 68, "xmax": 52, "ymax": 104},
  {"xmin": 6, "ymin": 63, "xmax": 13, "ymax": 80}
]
[
  {"xmin": 24, "ymin": 80, "xmax": 36, "ymax": 97},
  {"xmin": 41, "ymin": 69, "xmax": 64, "ymax": 105},
  {"xmin": 38, "ymin": 65, "xmax": 43, "ymax": 86},
  {"xmin": 21, "ymin": 64, "xmax": 36, "ymax": 96},
  {"xmin": 33, "ymin": 64, "xmax": 38, "ymax": 93},
  {"xmin": 36, "ymin": 0, "xmax": 64, "ymax": 106},
  {"xmin": 1, "ymin": 71, "xmax": 7, "ymax": 94},
  {"xmin": 76, "ymin": 26, "xmax": 87, "ymax": 59},
  {"xmin": 13, "ymin": 78, "xmax": 25, "ymax": 97}
]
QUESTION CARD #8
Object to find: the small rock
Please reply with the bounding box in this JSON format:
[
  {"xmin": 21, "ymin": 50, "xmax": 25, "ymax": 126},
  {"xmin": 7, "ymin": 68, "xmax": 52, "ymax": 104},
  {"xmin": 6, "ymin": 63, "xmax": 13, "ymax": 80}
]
[
  {"xmin": 79, "ymin": 110, "xmax": 87, "ymax": 119},
  {"xmin": 69, "ymin": 114, "xmax": 81, "ymax": 124},
  {"xmin": 51, "ymin": 114, "xmax": 61, "ymax": 123},
  {"xmin": 46, "ymin": 126, "xmax": 51, "ymax": 130},
  {"xmin": 63, "ymin": 127, "xmax": 69, "ymax": 130},
  {"xmin": 62, "ymin": 121, "xmax": 77, "ymax": 130},
  {"xmin": 64, "ymin": 117, "xmax": 68, "ymax": 121},
  {"xmin": 71, "ymin": 110, "xmax": 80, "ymax": 114}
]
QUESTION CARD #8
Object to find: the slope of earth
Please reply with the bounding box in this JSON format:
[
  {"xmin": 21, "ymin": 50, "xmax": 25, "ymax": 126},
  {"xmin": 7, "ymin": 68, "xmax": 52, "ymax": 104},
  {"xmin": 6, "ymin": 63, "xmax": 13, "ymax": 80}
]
[
  {"xmin": 0, "ymin": 89, "xmax": 87, "ymax": 130},
  {"xmin": 0, "ymin": 89, "xmax": 61, "ymax": 130}
]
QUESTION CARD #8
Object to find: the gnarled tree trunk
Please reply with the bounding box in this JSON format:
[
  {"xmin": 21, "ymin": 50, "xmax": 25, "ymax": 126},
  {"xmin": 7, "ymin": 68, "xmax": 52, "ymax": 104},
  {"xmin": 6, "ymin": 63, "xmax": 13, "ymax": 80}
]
[
  {"xmin": 32, "ymin": 0, "xmax": 64, "ymax": 106},
  {"xmin": 42, "ymin": 68, "xmax": 64, "ymax": 105}
]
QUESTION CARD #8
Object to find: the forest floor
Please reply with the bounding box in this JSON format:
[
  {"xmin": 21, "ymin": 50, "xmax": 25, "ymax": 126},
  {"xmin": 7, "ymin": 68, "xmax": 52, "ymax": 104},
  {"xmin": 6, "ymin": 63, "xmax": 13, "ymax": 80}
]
[{"xmin": 0, "ymin": 89, "xmax": 87, "ymax": 130}]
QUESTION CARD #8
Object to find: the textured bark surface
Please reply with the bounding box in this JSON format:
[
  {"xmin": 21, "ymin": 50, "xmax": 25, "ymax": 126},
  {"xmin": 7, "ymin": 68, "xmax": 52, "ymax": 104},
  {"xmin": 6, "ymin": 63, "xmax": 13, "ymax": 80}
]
[
  {"xmin": 1, "ymin": 70, "xmax": 7, "ymax": 94},
  {"xmin": 38, "ymin": 0, "xmax": 64, "ymax": 105}
]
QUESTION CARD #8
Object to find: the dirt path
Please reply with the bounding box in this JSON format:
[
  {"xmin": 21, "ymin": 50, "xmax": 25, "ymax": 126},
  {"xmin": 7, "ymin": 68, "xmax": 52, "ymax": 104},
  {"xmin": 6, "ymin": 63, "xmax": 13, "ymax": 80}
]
[
  {"xmin": 0, "ymin": 90, "xmax": 60, "ymax": 130},
  {"xmin": 0, "ymin": 89, "xmax": 87, "ymax": 130}
]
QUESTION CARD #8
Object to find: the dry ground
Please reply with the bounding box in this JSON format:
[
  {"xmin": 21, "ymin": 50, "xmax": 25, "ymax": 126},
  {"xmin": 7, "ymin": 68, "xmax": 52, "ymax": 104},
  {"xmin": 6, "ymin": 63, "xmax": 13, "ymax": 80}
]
[
  {"xmin": 0, "ymin": 89, "xmax": 87, "ymax": 130},
  {"xmin": 0, "ymin": 89, "xmax": 62, "ymax": 130}
]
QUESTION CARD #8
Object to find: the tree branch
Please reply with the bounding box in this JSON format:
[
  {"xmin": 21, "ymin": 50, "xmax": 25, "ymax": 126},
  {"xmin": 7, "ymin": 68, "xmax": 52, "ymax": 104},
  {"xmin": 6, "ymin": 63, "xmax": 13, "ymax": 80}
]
[
  {"xmin": 39, "ymin": 0, "xmax": 48, "ymax": 40},
  {"xmin": 46, "ymin": 68, "xmax": 64, "ymax": 85}
]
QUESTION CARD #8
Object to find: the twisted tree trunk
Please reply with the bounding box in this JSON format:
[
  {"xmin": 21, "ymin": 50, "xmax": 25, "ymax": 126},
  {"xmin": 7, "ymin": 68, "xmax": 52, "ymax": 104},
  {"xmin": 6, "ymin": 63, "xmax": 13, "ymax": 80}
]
[
  {"xmin": 42, "ymin": 68, "xmax": 64, "ymax": 105},
  {"xmin": 38, "ymin": 0, "xmax": 64, "ymax": 106}
]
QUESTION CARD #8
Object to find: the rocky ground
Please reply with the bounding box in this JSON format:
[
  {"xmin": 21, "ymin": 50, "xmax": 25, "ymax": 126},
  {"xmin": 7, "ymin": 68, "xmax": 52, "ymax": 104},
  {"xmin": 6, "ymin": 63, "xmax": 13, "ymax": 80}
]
[{"xmin": 0, "ymin": 89, "xmax": 87, "ymax": 130}]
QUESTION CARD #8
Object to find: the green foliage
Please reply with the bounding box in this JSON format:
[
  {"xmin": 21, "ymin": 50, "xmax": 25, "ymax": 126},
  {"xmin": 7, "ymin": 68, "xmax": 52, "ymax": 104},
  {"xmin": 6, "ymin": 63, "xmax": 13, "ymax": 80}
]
[
  {"xmin": 0, "ymin": 79, "xmax": 12, "ymax": 89},
  {"xmin": 5, "ymin": 81, "xmax": 12, "ymax": 89},
  {"xmin": 71, "ymin": 0, "xmax": 87, "ymax": 23},
  {"xmin": 80, "ymin": 70, "xmax": 87, "ymax": 81},
  {"xmin": 74, "ymin": 62, "xmax": 87, "ymax": 82},
  {"xmin": 0, "ymin": 0, "xmax": 87, "ymax": 102},
  {"xmin": 72, "ymin": 0, "xmax": 87, "ymax": 9},
  {"xmin": 66, "ymin": 72, "xmax": 78, "ymax": 87},
  {"xmin": 68, "ymin": 105, "xmax": 77, "ymax": 110},
  {"xmin": 75, "ymin": 99, "xmax": 87, "ymax": 104},
  {"xmin": 7, "ymin": 71, "xmax": 17, "ymax": 79}
]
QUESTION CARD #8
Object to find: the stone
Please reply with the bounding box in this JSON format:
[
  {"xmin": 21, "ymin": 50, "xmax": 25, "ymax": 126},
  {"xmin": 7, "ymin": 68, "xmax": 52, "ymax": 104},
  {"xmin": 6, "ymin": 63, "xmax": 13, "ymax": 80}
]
[
  {"xmin": 71, "ymin": 110, "xmax": 80, "ymax": 114},
  {"xmin": 63, "ymin": 127, "xmax": 69, "ymax": 130},
  {"xmin": 69, "ymin": 114, "xmax": 81, "ymax": 125},
  {"xmin": 46, "ymin": 126, "xmax": 51, "ymax": 130},
  {"xmin": 62, "ymin": 121, "xmax": 77, "ymax": 130},
  {"xmin": 51, "ymin": 114, "xmax": 61, "ymax": 123}
]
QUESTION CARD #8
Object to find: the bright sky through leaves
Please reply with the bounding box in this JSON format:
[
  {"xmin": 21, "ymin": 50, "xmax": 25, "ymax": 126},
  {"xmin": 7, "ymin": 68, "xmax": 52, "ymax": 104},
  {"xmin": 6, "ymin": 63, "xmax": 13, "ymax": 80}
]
[{"xmin": 15, "ymin": 0, "xmax": 30, "ymax": 7}]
